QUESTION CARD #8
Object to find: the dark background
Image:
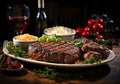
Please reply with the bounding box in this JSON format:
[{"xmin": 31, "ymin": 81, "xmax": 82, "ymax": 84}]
[{"xmin": 0, "ymin": 0, "xmax": 119, "ymax": 41}]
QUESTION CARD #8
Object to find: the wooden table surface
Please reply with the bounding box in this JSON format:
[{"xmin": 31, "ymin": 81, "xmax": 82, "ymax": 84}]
[{"xmin": 0, "ymin": 42, "xmax": 120, "ymax": 84}]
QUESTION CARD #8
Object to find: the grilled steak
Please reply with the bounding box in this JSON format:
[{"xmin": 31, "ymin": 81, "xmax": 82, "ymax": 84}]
[{"xmin": 28, "ymin": 42, "xmax": 81, "ymax": 64}]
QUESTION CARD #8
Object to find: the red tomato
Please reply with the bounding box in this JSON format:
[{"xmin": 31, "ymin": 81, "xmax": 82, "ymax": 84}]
[
  {"xmin": 84, "ymin": 26, "xmax": 90, "ymax": 31},
  {"xmin": 98, "ymin": 25, "xmax": 104, "ymax": 31},
  {"xmin": 75, "ymin": 27, "xmax": 83, "ymax": 36},
  {"xmin": 95, "ymin": 34, "xmax": 103, "ymax": 39},
  {"xmin": 82, "ymin": 31, "xmax": 89, "ymax": 37},
  {"xmin": 97, "ymin": 17, "xmax": 104, "ymax": 24},
  {"xmin": 92, "ymin": 22, "xmax": 101, "ymax": 31},
  {"xmin": 87, "ymin": 19, "xmax": 95, "ymax": 27}
]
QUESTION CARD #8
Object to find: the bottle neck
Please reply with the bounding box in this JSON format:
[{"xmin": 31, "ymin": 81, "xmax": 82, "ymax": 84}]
[
  {"xmin": 37, "ymin": 8, "xmax": 47, "ymax": 19},
  {"xmin": 42, "ymin": 0, "xmax": 45, "ymax": 8},
  {"xmin": 38, "ymin": 0, "xmax": 45, "ymax": 8},
  {"xmin": 38, "ymin": 8, "xmax": 45, "ymax": 12},
  {"xmin": 37, "ymin": 0, "xmax": 47, "ymax": 19},
  {"xmin": 38, "ymin": 0, "xmax": 41, "ymax": 8}
]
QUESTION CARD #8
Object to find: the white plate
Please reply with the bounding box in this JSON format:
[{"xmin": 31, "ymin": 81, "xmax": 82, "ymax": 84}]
[{"xmin": 3, "ymin": 48, "xmax": 115, "ymax": 69}]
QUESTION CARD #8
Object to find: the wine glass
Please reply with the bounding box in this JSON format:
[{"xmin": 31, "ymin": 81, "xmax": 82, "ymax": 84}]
[{"xmin": 7, "ymin": 5, "xmax": 30, "ymax": 35}]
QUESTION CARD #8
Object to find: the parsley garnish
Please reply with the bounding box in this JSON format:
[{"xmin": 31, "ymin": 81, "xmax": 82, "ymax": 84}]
[
  {"xmin": 6, "ymin": 41, "xmax": 27, "ymax": 57},
  {"xmin": 83, "ymin": 57, "xmax": 101, "ymax": 64},
  {"xmin": 33, "ymin": 67, "xmax": 68, "ymax": 79}
]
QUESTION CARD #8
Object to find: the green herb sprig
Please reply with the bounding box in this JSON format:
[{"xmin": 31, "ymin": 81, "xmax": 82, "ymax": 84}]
[
  {"xmin": 69, "ymin": 40, "xmax": 83, "ymax": 47},
  {"xmin": 33, "ymin": 67, "xmax": 68, "ymax": 79},
  {"xmin": 95, "ymin": 39, "xmax": 112, "ymax": 49},
  {"xmin": 83, "ymin": 57, "xmax": 101, "ymax": 64},
  {"xmin": 6, "ymin": 41, "xmax": 27, "ymax": 57}
]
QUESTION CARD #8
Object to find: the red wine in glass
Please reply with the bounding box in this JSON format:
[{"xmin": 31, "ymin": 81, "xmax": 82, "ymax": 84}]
[
  {"xmin": 7, "ymin": 5, "xmax": 30, "ymax": 35},
  {"xmin": 8, "ymin": 16, "xmax": 29, "ymax": 35}
]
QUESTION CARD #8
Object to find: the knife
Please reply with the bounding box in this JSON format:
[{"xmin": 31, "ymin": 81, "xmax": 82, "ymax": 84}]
[{"xmin": 0, "ymin": 40, "xmax": 8, "ymax": 65}]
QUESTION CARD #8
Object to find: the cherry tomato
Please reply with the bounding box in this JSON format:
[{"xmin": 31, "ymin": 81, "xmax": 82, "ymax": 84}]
[
  {"xmin": 87, "ymin": 19, "xmax": 95, "ymax": 27},
  {"xmin": 92, "ymin": 22, "xmax": 101, "ymax": 31},
  {"xmin": 97, "ymin": 17, "xmax": 104, "ymax": 24},
  {"xmin": 84, "ymin": 26, "xmax": 90, "ymax": 31},
  {"xmin": 82, "ymin": 31, "xmax": 89, "ymax": 37},
  {"xmin": 75, "ymin": 27, "xmax": 83, "ymax": 36},
  {"xmin": 95, "ymin": 34, "xmax": 103, "ymax": 39},
  {"xmin": 98, "ymin": 25, "xmax": 104, "ymax": 31}
]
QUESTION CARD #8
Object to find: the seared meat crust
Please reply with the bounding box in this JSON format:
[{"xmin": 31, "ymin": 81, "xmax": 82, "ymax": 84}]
[{"xmin": 28, "ymin": 42, "xmax": 81, "ymax": 64}]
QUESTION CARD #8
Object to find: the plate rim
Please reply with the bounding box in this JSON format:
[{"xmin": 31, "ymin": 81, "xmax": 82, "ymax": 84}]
[{"xmin": 3, "ymin": 48, "xmax": 116, "ymax": 68}]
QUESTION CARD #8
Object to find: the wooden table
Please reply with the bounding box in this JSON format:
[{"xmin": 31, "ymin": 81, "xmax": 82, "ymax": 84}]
[{"xmin": 0, "ymin": 42, "xmax": 120, "ymax": 84}]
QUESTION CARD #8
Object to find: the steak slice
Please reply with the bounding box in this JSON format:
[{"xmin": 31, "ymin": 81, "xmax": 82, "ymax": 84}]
[
  {"xmin": 83, "ymin": 51, "xmax": 102, "ymax": 61},
  {"xmin": 81, "ymin": 41, "xmax": 110, "ymax": 59},
  {"xmin": 28, "ymin": 42, "xmax": 80, "ymax": 64}
]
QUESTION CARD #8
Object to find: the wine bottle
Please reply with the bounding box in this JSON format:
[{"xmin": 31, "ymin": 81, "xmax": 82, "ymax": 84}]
[{"xmin": 36, "ymin": 0, "xmax": 47, "ymax": 37}]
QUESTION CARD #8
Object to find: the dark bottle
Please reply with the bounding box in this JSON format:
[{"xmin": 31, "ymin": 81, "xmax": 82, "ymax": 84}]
[{"xmin": 36, "ymin": 0, "xmax": 47, "ymax": 37}]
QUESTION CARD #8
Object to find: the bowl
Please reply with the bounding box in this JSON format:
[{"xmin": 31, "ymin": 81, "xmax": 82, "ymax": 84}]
[
  {"xmin": 0, "ymin": 64, "xmax": 24, "ymax": 72},
  {"xmin": 44, "ymin": 26, "xmax": 76, "ymax": 42},
  {"xmin": 0, "ymin": 60, "xmax": 24, "ymax": 73},
  {"xmin": 13, "ymin": 33, "xmax": 38, "ymax": 49}
]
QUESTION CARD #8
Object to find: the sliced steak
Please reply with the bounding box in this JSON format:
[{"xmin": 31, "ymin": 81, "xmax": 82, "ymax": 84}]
[
  {"xmin": 83, "ymin": 51, "xmax": 102, "ymax": 61},
  {"xmin": 81, "ymin": 41, "xmax": 110, "ymax": 59}
]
